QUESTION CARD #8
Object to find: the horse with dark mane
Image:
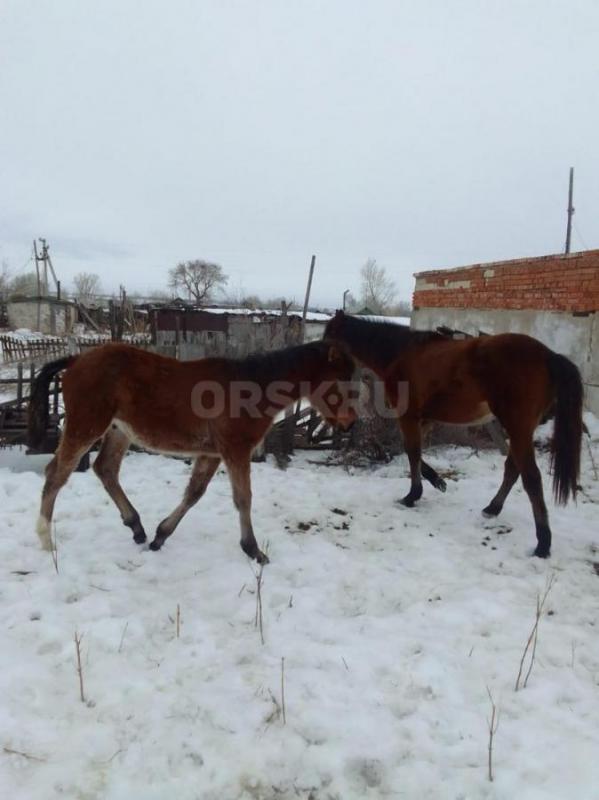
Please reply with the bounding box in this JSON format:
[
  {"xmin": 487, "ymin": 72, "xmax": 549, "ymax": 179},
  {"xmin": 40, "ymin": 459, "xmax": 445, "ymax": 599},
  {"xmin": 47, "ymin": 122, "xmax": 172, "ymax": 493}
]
[
  {"xmin": 29, "ymin": 340, "xmax": 357, "ymax": 564},
  {"xmin": 324, "ymin": 311, "xmax": 583, "ymax": 557}
]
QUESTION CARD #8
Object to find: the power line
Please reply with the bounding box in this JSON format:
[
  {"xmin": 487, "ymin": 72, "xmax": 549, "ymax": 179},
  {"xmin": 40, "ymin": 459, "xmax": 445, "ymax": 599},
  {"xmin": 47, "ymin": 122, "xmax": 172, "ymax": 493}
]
[
  {"xmin": 573, "ymin": 220, "xmax": 589, "ymax": 250},
  {"xmin": 11, "ymin": 250, "xmax": 35, "ymax": 276}
]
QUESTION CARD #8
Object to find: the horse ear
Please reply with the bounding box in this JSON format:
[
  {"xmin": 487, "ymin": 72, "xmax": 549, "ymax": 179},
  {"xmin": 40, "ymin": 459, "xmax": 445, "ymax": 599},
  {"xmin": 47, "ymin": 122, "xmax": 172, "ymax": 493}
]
[{"xmin": 334, "ymin": 309, "xmax": 344, "ymax": 318}]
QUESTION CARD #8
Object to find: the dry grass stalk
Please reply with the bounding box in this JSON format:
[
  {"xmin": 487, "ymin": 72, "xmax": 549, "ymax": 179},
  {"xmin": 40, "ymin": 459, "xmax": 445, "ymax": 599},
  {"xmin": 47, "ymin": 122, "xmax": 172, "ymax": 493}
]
[
  {"xmin": 3, "ymin": 746, "xmax": 46, "ymax": 762},
  {"xmin": 50, "ymin": 524, "xmax": 59, "ymax": 574},
  {"xmin": 486, "ymin": 687, "xmax": 500, "ymax": 782},
  {"xmin": 264, "ymin": 690, "xmax": 281, "ymax": 725},
  {"xmin": 255, "ymin": 565, "xmax": 265, "ymax": 645},
  {"xmin": 118, "ymin": 622, "xmax": 128, "ymax": 654},
  {"xmin": 515, "ymin": 573, "xmax": 556, "ymax": 691},
  {"xmin": 253, "ymin": 541, "xmax": 269, "ymax": 645},
  {"xmin": 176, "ymin": 604, "xmax": 181, "ymax": 639},
  {"xmin": 281, "ymin": 657, "xmax": 286, "ymax": 725},
  {"xmin": 74, "ymin": 631, "xmax": 86, "ymax": 703}
]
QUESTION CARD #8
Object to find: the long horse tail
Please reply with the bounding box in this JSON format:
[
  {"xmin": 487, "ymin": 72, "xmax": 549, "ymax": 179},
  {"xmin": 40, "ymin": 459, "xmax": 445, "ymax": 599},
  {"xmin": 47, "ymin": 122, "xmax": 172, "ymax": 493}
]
[
  {"xmin": 28, "ymin": 355, "xmax": 77, "ymax": 450},
  {"xmin": 547, "ymin": 350, "xmax": 583, "ymax": 505}
]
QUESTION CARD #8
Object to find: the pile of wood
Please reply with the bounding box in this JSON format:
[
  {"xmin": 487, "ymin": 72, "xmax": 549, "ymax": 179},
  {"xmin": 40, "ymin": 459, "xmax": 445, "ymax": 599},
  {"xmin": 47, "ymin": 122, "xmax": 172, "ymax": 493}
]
[
  {"xmin": 263, "ymin": 407, "xmax": 349, "ymax": 468},
  {"xmin": 0, "ymin": 364, "xmax": 61, "ymax": 451}
]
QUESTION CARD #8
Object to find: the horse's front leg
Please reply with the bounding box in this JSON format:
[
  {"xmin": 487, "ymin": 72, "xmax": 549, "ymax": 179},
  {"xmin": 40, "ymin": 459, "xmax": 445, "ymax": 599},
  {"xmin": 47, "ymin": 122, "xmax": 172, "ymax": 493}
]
[
  {"xmin": 149, "ymin": 455, "xmax": 221, "ymax": 551},
  {"xmin": 399, "ymin": 417, "xmax": 423, "ymax": 507},
  {"xmin": 224, "ymin": 452, "xmax": 269, "ymax": 564}
]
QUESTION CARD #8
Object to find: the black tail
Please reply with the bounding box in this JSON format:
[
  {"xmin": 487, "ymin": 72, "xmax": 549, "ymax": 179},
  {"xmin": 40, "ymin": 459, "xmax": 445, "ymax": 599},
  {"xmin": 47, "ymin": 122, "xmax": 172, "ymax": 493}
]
[
  {"xmin": 28, "ymin": 356, "xmax": 76, "ymax": 450},
  {"xmin": 547, "ymin": 351, "xmax": 583, "ymax": 504}
]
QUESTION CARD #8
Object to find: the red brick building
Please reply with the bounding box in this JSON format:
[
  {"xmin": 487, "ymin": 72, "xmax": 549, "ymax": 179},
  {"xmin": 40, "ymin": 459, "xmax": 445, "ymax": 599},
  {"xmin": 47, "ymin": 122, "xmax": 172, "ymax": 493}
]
[{"xmin": 411, "ymin": 249, "xmax": 599, "ymax": 413}]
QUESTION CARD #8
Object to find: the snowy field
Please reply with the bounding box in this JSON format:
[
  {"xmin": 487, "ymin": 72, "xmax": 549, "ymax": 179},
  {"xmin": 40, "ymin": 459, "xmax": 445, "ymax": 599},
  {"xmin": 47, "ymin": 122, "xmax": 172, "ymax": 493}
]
[{"xmin": 1, "ymin": 425, "xmax": 599, "ymax": 799}]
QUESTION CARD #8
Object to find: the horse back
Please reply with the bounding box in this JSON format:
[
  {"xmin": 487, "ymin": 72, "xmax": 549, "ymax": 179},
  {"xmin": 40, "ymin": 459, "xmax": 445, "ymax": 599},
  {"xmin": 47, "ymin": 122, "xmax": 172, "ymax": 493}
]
[
  {"xmin": 385, "ymin": 332, "xmax": 555, "ymax": 422},
  {"xmin": 60, "ymin": 344, "xmax": 228, "ymax": 442}
]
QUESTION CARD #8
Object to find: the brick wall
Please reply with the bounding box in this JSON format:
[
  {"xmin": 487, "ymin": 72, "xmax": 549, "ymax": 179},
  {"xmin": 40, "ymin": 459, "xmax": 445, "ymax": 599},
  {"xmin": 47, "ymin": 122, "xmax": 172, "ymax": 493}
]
[{"xmin": 413, "ymin": 249, "xmax": 599, "ymax": 313}]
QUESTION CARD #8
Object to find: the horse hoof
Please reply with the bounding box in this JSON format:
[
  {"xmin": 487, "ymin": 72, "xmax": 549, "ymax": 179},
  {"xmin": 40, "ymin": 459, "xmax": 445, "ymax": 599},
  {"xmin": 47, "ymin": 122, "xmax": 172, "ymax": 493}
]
[
  {"xmin": 399, "ymin": 497, "xmax": 415, "ymax": 508},
  {"xmin": 533, "ymin": 546, "xmax": 550, "ymax": 559},
  {"xmin": 149, "ymin": 539, "xmax": 163, "ymax": 552},
  {"xmin": 430, "ymin": 475, "xmax": 447, "ymax": 492},
  {"xmin": 482, "ymin": 505, "xmax": 499, "ymax": 518},
  {"xmin": 256, "ymin": 551, "xmax": 270, "ymax": 565},
  {"xmin": 134, "ymin": 532, "xmax": 147, "ymax": 544}
]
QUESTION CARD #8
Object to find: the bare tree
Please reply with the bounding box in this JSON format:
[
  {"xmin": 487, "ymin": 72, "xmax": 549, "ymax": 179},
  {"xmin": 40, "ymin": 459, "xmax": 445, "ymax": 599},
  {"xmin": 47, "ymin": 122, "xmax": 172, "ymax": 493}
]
[
  {"xmin": 387, "ymin": 300, "xmax": 412, "ymax": 318},
  {"xmin": 0, "ymin": 261, "xmax": 11, "ymax": 298},
  {"xmin": 73, "ymin": 272, "xmax": 101, "ymax": 305},
  {"xmin": 240, "ymin": 294, "xmax": 262, "ymax": 309},
  {"xmin": 139, "ymin": 288, "xmax": 173, "ymax": 303},
  {"xmin": 359, "ymin": 258, "xmax": 397, "ymax": 314},
  {"xmin": 168, "ymin": 259, "xmax": 228, "ymax": 304},
  {"xmin": 9, "ymin": 271, "xmax": 39, "ymax": 297},
  {"xmin": 224, "ymin": 283, "xmax": 263, "ymax": 309}
]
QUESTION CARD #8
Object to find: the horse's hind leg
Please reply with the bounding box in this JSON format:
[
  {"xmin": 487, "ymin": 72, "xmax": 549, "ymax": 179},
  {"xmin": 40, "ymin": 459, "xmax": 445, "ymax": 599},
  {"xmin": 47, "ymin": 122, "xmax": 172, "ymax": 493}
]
[
  {"xmin": 223, "ymin": 451, "xmax": 269, "ymax": 564},
  {"xmin": 399, "ymin": 418, "xmax": 424, "ymax": 507},
  {"xmin": 93, "ymin": 427, "xmax": 146, "ymax": 544},
  {"xmin": 482, "ymin": 451, "xmax": 519, "ymax": 518},
  {"xmin": 421, "ymin": 460, "xmax": 447, "ymax": 492},
  {"xmin": 37, "ymin": 432, "xmax": 95, "ymax": 550},
  {"xmin": 150, "ymin": 455, "xmax": 221, "ymax": 551},
  {"xmin": 509, "ymin": 434, "xmax": 551, "ymax": 558}
]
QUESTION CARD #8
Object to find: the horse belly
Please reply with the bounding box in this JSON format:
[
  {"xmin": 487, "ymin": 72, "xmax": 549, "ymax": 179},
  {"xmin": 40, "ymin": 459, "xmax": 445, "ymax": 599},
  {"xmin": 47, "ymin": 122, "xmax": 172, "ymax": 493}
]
[
  {"xmin": 426, "ymin": 397, "xmax": 494, "ymax": 426},
  {"xmin": 112, "ymin": 418, "xmax": 219, "ymax": 457},
  {"xmin": 456, "ymin": 401, "xmax": 494, "ymax": 426}
]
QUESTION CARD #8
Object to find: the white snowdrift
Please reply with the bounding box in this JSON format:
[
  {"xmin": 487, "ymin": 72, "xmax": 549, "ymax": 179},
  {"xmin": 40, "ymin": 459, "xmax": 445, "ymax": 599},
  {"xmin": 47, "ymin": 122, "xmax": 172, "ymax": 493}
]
[{"xmin": 1, "ymin": 432, "xmax": 598, "ymax": 799}]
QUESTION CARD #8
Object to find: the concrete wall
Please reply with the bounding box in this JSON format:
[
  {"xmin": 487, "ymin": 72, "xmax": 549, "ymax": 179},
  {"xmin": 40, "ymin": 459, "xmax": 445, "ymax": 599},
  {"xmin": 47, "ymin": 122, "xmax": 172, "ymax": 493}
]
[
  {"xmin": 411, "ymin": 306, "xmax": 599, "ymax": 415},
  {"xmin": 155, "ymin": 314, "xmax": 304, "ymax": 360},
  {"xmin": 7, "ymin": 299, "xmax": 76, "ymax": 335},
  {"xmin": 304, "ymin": 320, "xmax": 327, "ymax": 342}
]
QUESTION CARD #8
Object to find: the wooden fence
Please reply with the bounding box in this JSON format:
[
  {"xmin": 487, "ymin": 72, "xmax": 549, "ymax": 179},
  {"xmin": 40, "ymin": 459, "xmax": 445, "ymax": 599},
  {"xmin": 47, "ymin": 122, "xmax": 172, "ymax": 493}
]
[
  {"xmin": 0, "ymin": 336, "xmax": 67, "ymax": 363},
  {"xmin": 0, "ymin": 331, "xmax": 346, "ymax": 468},
  {"xmin": 0, "ymin": 334, "xmax": 151, "ymax": 364}
]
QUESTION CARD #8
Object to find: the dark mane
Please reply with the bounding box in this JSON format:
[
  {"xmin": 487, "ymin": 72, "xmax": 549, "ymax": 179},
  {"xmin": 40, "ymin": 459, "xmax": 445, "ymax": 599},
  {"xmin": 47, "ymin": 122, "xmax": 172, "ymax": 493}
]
[
  {"xmin": 228, "ymin": 340, "xmax": 333, "ymax": 383},
  {"xmin": 324, "ymin": 313, "xmax": 444, "ymax": 370}
]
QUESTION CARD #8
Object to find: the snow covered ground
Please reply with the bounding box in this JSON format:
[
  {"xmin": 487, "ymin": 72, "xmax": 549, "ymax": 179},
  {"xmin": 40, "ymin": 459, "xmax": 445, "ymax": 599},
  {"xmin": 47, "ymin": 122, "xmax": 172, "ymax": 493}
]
[{"xmin": 1, "ymin": 427, "xmax": 598, "ymax": 799}]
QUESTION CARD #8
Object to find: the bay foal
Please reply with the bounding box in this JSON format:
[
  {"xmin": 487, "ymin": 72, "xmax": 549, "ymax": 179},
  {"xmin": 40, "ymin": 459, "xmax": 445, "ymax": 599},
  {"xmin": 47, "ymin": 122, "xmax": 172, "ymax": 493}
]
[
  {"xmin": 324, "ymin": 311, "xmax": 583, "ymax": 557},
  {"xmin": 29, "ymin": 341, "xmax": 356, "ymax": 563}
]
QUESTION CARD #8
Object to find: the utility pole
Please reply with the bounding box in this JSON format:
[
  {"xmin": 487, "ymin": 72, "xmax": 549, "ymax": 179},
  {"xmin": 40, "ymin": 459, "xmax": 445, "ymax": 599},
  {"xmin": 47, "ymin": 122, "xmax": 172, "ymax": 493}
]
[
  {"xmin": 291, "ymin": 254, "xmax": 317, "ymax": 439},
  {"xmin": 300, "ymin": 254, "xmax": 316, "ymax": 342},
  {"xmin": 33, "ymin": 240, "xmax": 42, "ymax": 296},
  {"xmin": 32, "ymin": 240, "xmax": 42, "ymax": 331},
  {"xmin": 33, "ymin": 238, "xmax": 59, "ymax": 296},
  {"xmin": 565, "ymin": 167, "xmax": 574, "ymax": 254},
  {"xmin": 41, "ymin": 238, "xmax": 59, "ymax": 292},
  {"xmin": 41, "ymin": 239, "xmax": 48, "ymax": 294},
  {"xmin": 343, "ymin": 288, "xmax": 350, "ymax": 311}
]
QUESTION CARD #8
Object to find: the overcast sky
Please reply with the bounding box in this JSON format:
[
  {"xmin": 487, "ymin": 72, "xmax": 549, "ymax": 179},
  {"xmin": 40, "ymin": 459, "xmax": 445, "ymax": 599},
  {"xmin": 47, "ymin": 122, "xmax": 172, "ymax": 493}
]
[{"xmin": 1, "ymin": 0, "xmax": 598, "ymax": 308}]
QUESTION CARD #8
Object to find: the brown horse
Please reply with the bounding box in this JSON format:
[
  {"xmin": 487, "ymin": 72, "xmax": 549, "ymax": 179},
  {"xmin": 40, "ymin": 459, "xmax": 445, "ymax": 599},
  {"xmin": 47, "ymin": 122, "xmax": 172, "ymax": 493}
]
[
  {"xmin": 324, "ymin": 311, "xmax": 583, "ymax": 557},
  {"xmin": 28, "ymin": 341, "xmax": 357, "ymax": 563}
]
